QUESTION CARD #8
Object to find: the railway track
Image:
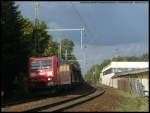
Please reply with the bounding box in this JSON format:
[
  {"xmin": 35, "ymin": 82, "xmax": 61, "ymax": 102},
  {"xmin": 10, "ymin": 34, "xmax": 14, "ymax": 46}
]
[
  {"xmin": 1, "ymin": 83, "xmax": 105, "ymax": 112},
  {"xmin": 40, "ymin": 88, "xmax": 105, "ymax": 112}
]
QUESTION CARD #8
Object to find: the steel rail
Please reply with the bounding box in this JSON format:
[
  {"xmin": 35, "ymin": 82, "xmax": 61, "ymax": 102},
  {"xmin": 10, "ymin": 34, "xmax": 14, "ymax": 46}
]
[
  {"xmin": 40, "ymin": 89, "xmax": 105, "ymax": 112},
  {"xmin": 24, "ymin": 88, "xmax": 97, "ymax": 112},
  {"xmin": 1, "ymin": 84, "xmax": 97, "ymax": 112}
]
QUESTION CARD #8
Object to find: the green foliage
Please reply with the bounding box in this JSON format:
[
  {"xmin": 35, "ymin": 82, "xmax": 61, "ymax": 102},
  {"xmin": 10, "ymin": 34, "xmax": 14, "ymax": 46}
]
[
  {"xmin": 44, "ymin": 40, "xmax": 59, "ymax": 57},
  {"xmin": 84, "ymin": 59, "xmax": 111, "ymax": 84},
  {"xmin": 1, "ymin": 1, "xmax": 23, "ymax": 93},
  {"xmin": 1, "ymin": 1, "xmax": 81, "ymax": 97},
  {"xmin": 60, "ymin": 39, "xmax": 81, "ymax": 72},
  {"xmin": 60, "ymin": 39, "xmax": 74, "ymax": 59},
  {"xmin": 140, "ymin": 53, "xmax": 149, "ymax": 61},
  {"xmin": 113, "ymin": 88, "xmax": 149, "ymax": 112},
  {"xmin": 61, "ymin": 39, "xmax": 74, "ymax": 54},
  {"xmin": 112, "ymin": 53, "xmax": 149, "ymax": 61}
]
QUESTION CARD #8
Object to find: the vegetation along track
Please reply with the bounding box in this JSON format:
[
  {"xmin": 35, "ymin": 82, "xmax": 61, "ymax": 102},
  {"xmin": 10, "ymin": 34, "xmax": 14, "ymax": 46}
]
[{"xmin": 2, "ymin": 83, "xmax": 105, "ymax": 112}]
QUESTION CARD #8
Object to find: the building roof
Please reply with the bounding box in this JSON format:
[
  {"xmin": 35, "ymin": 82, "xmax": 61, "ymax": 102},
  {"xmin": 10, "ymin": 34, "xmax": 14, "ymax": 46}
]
[
  {"xmin": 112, "ymin": 68, "xmax": 149, "ymax": 78},
  {"xmin": 102, "ymin": 61, "xmax": 149, "ymax": 72}
]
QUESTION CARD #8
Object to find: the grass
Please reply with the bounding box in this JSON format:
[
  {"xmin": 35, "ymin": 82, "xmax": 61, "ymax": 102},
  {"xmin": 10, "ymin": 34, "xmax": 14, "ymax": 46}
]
[{"xmin": 109, "ymin": 87, "xmax": 149, "ymax": 112}]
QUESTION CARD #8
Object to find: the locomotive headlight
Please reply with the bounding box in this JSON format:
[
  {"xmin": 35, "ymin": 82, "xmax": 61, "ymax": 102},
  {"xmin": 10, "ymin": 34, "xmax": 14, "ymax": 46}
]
[
  {"xmin": 47, "ymin": 71, "xmax": 53, "ymax": 77},
  {"xmin": 39, "ymin": 70, "xmax": 43, "ymax": 72},
  {"xmin": 48, "ymin": 78, "xmax": 51, "ymax": 81}
]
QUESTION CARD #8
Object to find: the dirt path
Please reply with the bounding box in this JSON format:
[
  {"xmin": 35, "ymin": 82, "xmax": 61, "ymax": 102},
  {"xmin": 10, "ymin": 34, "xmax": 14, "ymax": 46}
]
[
  {"xmin": 64, "ymin": 85, "xmax": 122, "ymax": 112},
  {"xmin": 64, "ymin": 84, "xmax": 148, "ymax": 112}
]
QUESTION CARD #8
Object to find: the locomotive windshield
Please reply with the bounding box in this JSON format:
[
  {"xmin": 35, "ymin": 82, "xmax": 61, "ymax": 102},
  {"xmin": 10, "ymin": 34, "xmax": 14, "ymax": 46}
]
[{"xmin": 31, "ymin": 60, "xmax": 52, "ymax": 69}]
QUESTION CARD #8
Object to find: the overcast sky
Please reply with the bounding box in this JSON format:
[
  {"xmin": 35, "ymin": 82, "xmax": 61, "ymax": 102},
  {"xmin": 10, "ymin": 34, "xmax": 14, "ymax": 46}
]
[{"xmin": 15, "ymin": 1, "xmax": 149, "ymax": 75}]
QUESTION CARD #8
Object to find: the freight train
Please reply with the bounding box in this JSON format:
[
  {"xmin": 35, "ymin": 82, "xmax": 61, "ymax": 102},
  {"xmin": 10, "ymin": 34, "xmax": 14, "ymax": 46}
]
[{"xmin": 27, "ymin": 56, "xmax": 83, "ymax": 92}]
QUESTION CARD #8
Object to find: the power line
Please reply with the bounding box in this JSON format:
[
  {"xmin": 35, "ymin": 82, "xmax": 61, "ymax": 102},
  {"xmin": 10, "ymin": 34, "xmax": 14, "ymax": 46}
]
[
  {"xmin": 70, "ymin": 2, "xmax": 97, "ymax": 44},
  {"xmin": 70, "ymin": 2, "xmax": 91, "ymax": 71}
]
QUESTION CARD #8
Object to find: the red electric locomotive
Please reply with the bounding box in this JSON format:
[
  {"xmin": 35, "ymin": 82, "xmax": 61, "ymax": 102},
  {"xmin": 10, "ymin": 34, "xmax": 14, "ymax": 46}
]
[
  {"xmin": 27, "ymin": 56, "xmax": 82, "ymax": 92},
  {"xmin": 28, "ymin": 56, "xmax": 60, "ymax": 91}
]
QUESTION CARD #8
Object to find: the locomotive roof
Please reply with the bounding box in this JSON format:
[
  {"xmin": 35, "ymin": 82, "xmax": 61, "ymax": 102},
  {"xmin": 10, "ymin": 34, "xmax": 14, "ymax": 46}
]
[{"xmin": 29, "ymin": 56, "xmax": 56, "ymax": 60}]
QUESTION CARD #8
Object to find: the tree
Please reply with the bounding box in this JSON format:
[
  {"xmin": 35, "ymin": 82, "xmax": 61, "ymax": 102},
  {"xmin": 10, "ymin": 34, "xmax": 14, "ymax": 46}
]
[
  {"xmin": 140, "ymin": 53, "xmax": 149, "ymax": 61},
  {"xmin": 84, "ymin": 59, "xmax": 111, "ymax": 84},
  {"xmin": 1, "ymin": 1, "xmax": 58, "ymax": 96},
  {"xmin": 60, "ymin": 39, "xmax": 81, "ymax": 74},
  {"xmin": 1, "ymin": 1, "xmax": 82, "ymax": 97},
  {"xmin": 44, "ymin": 40, "xmax": 59, "ymax": 56},
  {"xmin": 1, "ymin": 1, "xmax": 23, "ymax": 94},
  {"xmin": 61, "ymin": 39, "xmax": 74, "ymax": 58}
]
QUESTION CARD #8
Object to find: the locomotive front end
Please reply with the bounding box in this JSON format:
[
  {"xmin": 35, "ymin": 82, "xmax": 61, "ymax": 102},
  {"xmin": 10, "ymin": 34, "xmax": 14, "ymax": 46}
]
[{"xmin": 28, "ymin": 57, "xmax": 56, "ymax": 90}]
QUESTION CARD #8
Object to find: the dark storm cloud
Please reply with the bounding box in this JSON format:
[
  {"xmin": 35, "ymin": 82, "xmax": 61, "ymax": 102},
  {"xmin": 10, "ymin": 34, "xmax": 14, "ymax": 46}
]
[{"xmin": 16, "ymin": 2, "xmax": 148, "ymax": 46}]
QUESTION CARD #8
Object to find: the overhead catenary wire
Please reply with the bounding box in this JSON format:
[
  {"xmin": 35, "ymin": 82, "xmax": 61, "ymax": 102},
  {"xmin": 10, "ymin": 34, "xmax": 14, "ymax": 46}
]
[
  {"xmin": 70, "ymin": 2, "xmax": 97, "ymax": 45},
  {"xmin": 70, "ymin": 2, "xmax": 107, "ymax": 74},
  {"xmin": 70, "ymin": 2, "xmax": 90, "ymax": 69}
]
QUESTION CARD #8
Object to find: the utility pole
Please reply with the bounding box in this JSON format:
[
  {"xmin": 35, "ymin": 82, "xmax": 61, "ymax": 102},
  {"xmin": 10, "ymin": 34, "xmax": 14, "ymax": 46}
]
[
  {"xmin": 80, "ymin": 28, "xmax": 83, "ymax": 49},
  {"xmin": 46, "ymin": 28, "xmax": 85, "ymax": 62},
  {"xmin": 65, "ymin": 49, "xmax": 68, "ymax": 60},
  {"xmin": 34, "ymin": 1, "xmax": 40, "ymax": 55},
  {"xmin": 93, "ymin": 66, "xmax": 97, "ymax": 84},
  {"xmin": 35, "ymin": 2, "xmax": 39, "ymax": 26},
  {"xmin": 59, "ymin": 41, "xmax": 62, "ymax": 60},
  {"xmin": 46, "ymin": 28, "xmax": 84, "ymax": 49}
]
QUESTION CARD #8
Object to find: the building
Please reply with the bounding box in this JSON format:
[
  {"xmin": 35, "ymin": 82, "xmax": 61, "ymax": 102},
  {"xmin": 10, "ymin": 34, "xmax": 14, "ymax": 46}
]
[
  {"xmin": 100, "ymin": 62, "xmax": 148, "ymax": 95},
  {"xmin": 112, "ymin": 68, "xmax": 149, "ymax": 96}
]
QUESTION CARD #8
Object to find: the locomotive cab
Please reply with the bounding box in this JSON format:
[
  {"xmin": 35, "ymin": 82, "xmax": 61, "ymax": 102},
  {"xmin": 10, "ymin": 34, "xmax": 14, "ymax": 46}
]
[{"xmin": 28, "ymin": 56, "xmax": 59, "ymax": 90}]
